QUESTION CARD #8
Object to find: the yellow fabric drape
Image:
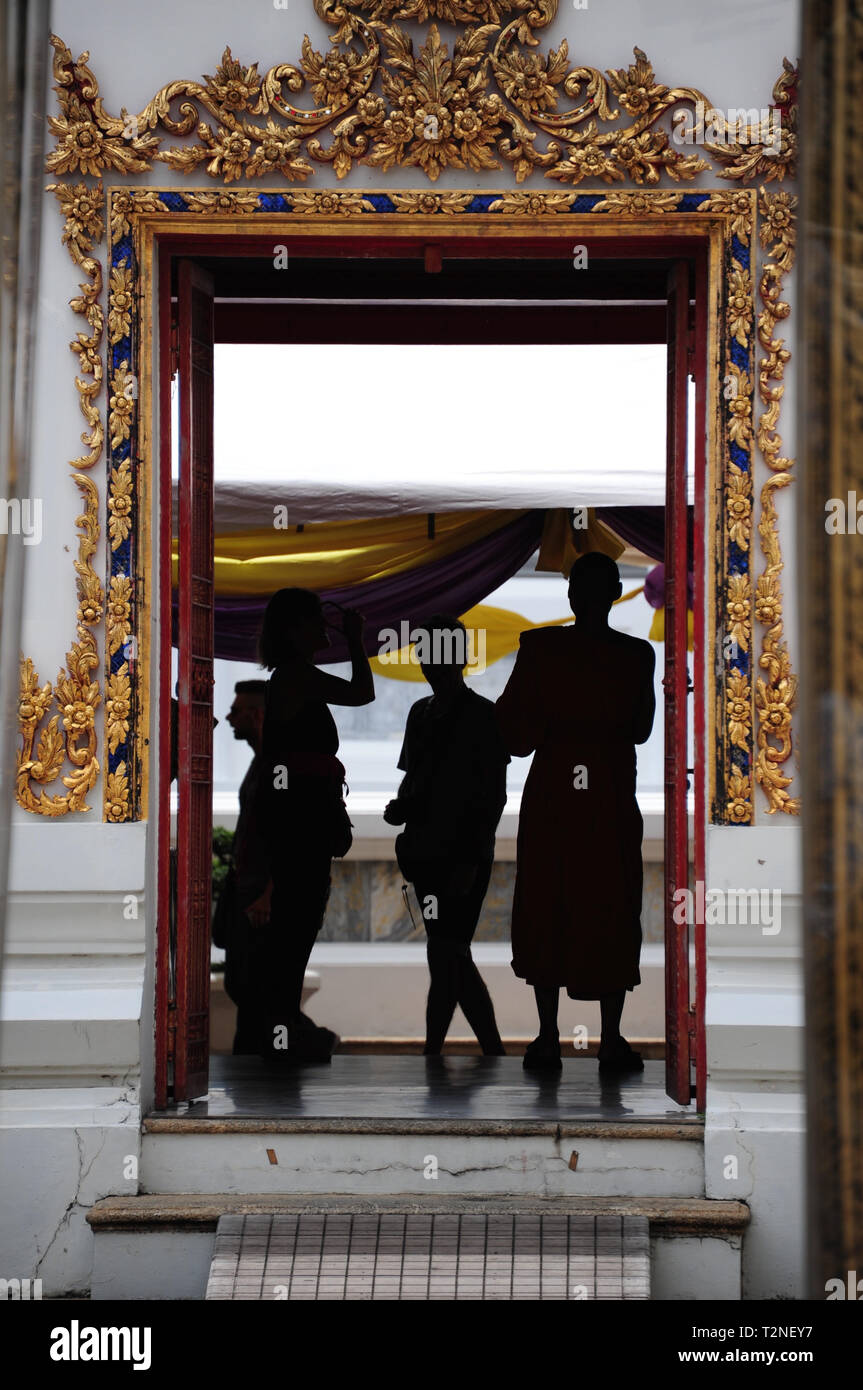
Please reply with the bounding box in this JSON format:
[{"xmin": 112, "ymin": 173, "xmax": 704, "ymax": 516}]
[
  {"xmin": 370, "ymin": 588, "xmax": 646, "ymax": 681},
  {"xmin": 172, "ymin": 509, "xmax": 529, "ymax": 596},
  {"xmin": 648, "ymin": 606, "xmax": 695, "ymax": 651},
  {"xmin": 535, "ymin": 507, "xmax": 626, "ymax": 574}
]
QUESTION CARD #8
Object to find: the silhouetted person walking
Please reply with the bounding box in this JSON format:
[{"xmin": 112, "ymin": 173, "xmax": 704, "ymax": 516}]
[
  {"xmin": 212, "ymin": 680, "xmax": 269, "ymax": 1054},
  {"xmin": 385, "ymin": 614, "xmax": 508, "ymax": 1056},
  {"xmin": 495, "ymin": 553, "xmax": 656, "ymax": 1071},
  {"xmin": 248, "ymin": 588, "xmax": 374, "ymax": 1062}
]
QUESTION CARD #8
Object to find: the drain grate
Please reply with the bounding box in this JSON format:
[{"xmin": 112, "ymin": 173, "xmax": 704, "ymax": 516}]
[{"xmin": 206, "ymin": 1212, "xmax": 650, "ymax": 1300}]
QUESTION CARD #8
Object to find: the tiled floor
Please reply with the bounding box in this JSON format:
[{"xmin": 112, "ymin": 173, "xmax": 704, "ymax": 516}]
[
  {"xmin": 153, "ymin": 1055, "xmax": 694, "ymax": 1123},
  {"xmin": 205, "ymin": 1211, "xmax": 651, "ymax": 1300}
]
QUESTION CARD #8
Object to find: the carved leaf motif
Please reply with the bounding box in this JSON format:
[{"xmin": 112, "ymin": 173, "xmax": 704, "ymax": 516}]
[
  {"xmin": 33, "ymin": 719, "xmax": 67, "ymax": 785},
  {"xmin": 105, "ymin": 763, "xmax": 130, "ymax": 822}
]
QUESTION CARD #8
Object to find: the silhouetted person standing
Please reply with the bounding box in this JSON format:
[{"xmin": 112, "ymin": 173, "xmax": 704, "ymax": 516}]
[
  {"xmin": 495, "ymin": 553, "xmax": 656, "ymax": 1071},
  {"xmin": 249, "ymin": 588, "xmax": 374, "ymax": 1062},
  {"xmin": 212, "ymin": 680, "xmax": 269, "ymax": 1054},
  {"xmin": 385, "ymin": 615, "xmax": 508, "ymax": 1056}
]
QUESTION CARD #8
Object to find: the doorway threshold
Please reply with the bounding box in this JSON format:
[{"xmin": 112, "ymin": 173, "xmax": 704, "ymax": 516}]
[{"xmin": 147, "ymin": 1055, "xmax": 696, "ymax": 1127}]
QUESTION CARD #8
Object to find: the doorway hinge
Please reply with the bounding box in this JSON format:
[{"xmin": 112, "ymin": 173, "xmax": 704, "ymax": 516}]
[
  {"xmin": 687, "ymin": 1007, "xmax": 697, "ymax": 1037},
  {"xmin": 170, "ymin": 319, "xmax": 179, "ymax": 379},
  {"xmin": 686, "ymin": 326, "xmax": 697, "ymax": 378}
]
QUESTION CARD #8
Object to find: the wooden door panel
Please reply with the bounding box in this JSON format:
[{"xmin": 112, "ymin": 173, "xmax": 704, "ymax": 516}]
[{"xmin": 175, "ymin": 260, "xmax": 214, "ymax": 1101}]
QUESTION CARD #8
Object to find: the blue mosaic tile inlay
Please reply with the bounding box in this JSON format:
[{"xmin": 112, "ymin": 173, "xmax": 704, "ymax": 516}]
[
  {"xmin": 256, "ymin": 194, "xmax": 291, "ymax": 212},
  {"xmin": 729, "ymin": 441, "xmax": 749, "ymax": 470},
  {"xmin": 729, "ymin": 339, "xmax": 749, "ymax": 372}
]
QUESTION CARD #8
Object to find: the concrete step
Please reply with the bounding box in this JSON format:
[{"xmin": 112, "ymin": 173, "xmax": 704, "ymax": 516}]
[
  {"xmin": 140, "ymin": 1117, "xmax": 706, "ymax": 1199},
  {"xmin": 87, "ymin": 1194, "xmax": 749, "ymax": 1301}
]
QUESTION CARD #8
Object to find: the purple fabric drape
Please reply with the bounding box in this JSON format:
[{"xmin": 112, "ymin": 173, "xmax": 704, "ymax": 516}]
[
  {"xmin": 596, "ymin": 505, "xmax": 694, "ymax": 563},
  {"xmin": 644, "ymin": 562, "xmax": 694, "ymax": 610},
  {"xmin": 173, "ymin": 510, "xmax": 546, "ymax": 663}
]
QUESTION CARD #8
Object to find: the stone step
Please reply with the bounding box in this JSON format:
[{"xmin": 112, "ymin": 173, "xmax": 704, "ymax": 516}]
[
  {"xmin": 140, "ymin": 1117, "xmax": 705, "ymax": 1199},
  {"xmin": 87, "ymin": 1194, "xmax": 749, "ymax": 1301}
]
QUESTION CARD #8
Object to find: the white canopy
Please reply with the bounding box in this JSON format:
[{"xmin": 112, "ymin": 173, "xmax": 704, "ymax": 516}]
[{"xmin": 172, "ymin": 342, "xmax": 690, "ymax": 525}]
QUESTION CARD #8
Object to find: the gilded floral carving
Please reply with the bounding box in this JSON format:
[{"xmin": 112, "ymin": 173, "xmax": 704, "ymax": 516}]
[
  {"xmin": 45, "ymin": 18, "xmax": 796, "ymax": 187},
  {"xmin": 108, "ymin": 365, "xmax": 135, "ymax": 450},
  {"xmin": 592, "ymin": 190, "xmax": 681, "ymax": 215},
  {"xmin": 105, "ymin": 667, "xmax": 131, "ymax": 754},
  {"xmin": 105, "ymin": 764, "xmax": 130, "ymax": 823},
  {"xmin": 754, "ymin": 187, "xmax": 799, "ymax": 814},
  {"xmin": 726, "ymin": 771, "xmax": 753, "ymax": 825},
  {"xmin": 726, "ymin": 573, "xmax": 753, "ymax": 657},
  {"xmin": 107, "ymin": 460, "xmax": 133, "ymax": 551},
  {"xmin": 15, "ymin": 187, "xmax": 104, "ymax": 816},
  {"xmin": 727, "ymin": 269, "xmax": 754, "ymax": 347},
  {"xmin": 107, "ymin": 576, "xmax": 133, "ymax": 659}
]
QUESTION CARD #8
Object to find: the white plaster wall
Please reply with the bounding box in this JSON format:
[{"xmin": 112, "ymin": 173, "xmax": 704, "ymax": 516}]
[
  {"xmin": 0, "ymin": 0, "xmax": 803, "ymax": 1296},
  {"xmin": 704, "ymin": 825, "xmax": 805, "ymax": 1298}
]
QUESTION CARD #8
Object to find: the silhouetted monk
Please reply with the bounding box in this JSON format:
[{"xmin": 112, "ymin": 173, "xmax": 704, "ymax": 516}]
[
  {"xmin": 211, "ymin": 680, "xmax": 269, "ymax": 1054},
  {"xmin": 495, "ymin": 553, "xmax": 656, "ymax": 1071},
  {"xmin": 385, "ymin": 614, "xmax": 508, "ymax": 1056},
  {"xmin": 248, "ymin": 588, "xmax": 374, "ymax": 1062}
]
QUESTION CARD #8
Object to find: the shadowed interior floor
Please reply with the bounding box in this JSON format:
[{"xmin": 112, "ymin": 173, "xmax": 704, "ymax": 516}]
[{"xmin": 150, "ymin": 1055, "xmax": 695, "ymax": 1124}]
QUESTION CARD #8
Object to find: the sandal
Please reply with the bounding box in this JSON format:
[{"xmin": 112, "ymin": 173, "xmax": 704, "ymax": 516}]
[
  {"xmin": 290, "ymin": 1023, "xmax": 340, "ymax": 1062},
  {"xmin": 523, "ymin": 1036, "xmax": 563, "ymax": 1070},
  {"xmin": 597, "ymin": 1038, "xmax": 644, "ymax": 1073}
]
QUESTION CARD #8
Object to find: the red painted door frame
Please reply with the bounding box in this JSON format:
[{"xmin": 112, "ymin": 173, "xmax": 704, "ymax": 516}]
[
  {"xmin": 664, "ymin": 260, "xmax": 693, "ymax": 1106},
  {"xmin": 154, "ymin": 231, "xmax": 709, "ymax": 1108}
]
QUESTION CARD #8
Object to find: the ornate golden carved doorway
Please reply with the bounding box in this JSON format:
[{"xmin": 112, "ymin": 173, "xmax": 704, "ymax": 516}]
[{"xmin": 130, "ymin": 198, "xmax": 733, "ymax": 1104}]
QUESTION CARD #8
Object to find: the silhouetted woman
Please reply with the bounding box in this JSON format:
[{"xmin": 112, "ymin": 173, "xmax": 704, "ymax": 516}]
[
  {"xmin": 495, "ymin": 553, "xmax": 656, "ymax": 1071},
  {"xmin": 247, "ymin": 588, "xmax": 374, "ymax": 1062}
]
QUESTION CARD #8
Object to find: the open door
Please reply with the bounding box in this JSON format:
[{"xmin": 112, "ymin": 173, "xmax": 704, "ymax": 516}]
[
  {"xmin": 173, "ymin": 260, "xmax": 215, "ymax": 1101},
  {"xmin": 664, "ymin": 260, "xmax": 694, "ymax": 1104}
]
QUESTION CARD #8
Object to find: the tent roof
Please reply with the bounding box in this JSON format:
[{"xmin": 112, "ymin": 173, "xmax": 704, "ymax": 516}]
[{"xmin": 171, "ymin": 343, "xmax": 695, "ymax": 524}]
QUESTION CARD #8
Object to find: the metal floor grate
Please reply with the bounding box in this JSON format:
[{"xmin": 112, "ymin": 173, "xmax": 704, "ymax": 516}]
[{"xmin": 206, "ymin": 1212, "xmax": 650, "ymax": 1300}]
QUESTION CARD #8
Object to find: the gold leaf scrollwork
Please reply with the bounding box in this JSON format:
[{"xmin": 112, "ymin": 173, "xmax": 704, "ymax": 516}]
[
  {"xmin": 727, "ymin": 770, "xmax": 753, "ymax": 825},
  {"xmin": 16, "ymin": 186, "xmax": 104, "ymax": 817},
  {"xmin": 719, "ymin": 194, "xmax": 757, "ymax": 822},
  {"xmin": 106, "ymin": 575, "xmax": 133, "ymax": 659},
  {"xmin": 754, "ymin": 187, "xmax": 799, "ymax": 814},
  {"xmin": 45, "ymin": 22, "xmax": 797, "ymax": 187},
  {"xmin": 105, "ymin": 665, "xmax": 131, "ymax": 755},
  {"xmin": 108, "ymin": 459, "xmax": 133, "ymax": 551},
  {"xmin": 105, "ymin": 762, "xmax": 130, "ymax": 823},
  {"xmin": 726, "ymin": 572, "xmax": 752, "ymax": 657},
  {"xmin": 591, "ymin": 191, "xmax": 681, "ymax": 215}
]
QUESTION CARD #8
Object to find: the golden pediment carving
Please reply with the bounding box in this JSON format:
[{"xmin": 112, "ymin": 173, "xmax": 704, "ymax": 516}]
[{"xmin": 45, "ymin": 3, "xmax": 797, "ymax": 186}]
